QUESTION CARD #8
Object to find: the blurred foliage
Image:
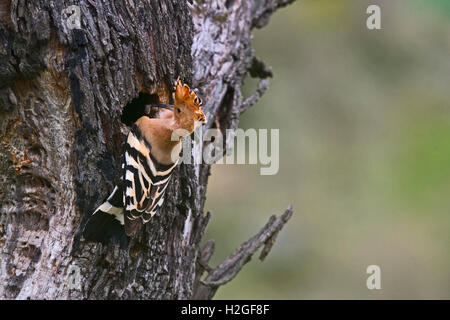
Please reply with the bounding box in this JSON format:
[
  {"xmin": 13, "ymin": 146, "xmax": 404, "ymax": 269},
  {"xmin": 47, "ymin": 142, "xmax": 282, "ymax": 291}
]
[
  {"xmin": 204, "ymin": 0, "xmax": 450, "ymax": 299},
  {"xmin": 418, "ymin": 0, "xmax": 450, "ymax": 14}
]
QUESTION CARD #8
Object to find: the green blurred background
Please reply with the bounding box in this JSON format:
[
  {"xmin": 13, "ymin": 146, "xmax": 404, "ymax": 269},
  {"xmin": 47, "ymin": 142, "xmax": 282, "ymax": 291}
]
[{"xmin": 204, "ymin": 0, "xmax": 450, "ymax": 299}]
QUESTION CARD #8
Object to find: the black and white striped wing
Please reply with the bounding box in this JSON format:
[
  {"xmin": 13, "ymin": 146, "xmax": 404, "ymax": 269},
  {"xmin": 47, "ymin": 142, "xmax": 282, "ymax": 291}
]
[{"xmin": 123, "ymin": 124, "xmax": 178, "ymax": 224}]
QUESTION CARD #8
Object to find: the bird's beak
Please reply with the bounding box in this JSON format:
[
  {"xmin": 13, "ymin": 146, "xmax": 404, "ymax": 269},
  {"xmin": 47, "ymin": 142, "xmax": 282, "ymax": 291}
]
[{"xmin": 149, "ymin": 103, "xmax": 174, "ymax": 110}]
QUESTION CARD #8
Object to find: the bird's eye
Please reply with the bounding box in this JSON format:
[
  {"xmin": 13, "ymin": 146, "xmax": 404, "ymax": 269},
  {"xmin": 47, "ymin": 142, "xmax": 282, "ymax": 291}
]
[{"xmin": 177, "ymin": 108, "xmax": 181, "ymax": 113}]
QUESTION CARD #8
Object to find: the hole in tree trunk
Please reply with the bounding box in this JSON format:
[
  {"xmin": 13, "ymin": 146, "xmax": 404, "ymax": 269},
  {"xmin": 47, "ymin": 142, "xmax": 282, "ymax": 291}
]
[{"xmin": 121, "ymin": 92, "xmax": 160, "ymax": 126}]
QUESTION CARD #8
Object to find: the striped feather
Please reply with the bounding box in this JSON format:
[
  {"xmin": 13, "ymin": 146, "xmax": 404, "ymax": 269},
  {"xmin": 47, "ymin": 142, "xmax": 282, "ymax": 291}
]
[
  {"xmin": 82, "ymin": 185, "xmax": 128, "ymax": 247},
  {"xmin": 83, "ymin": 122, "xmax": 180, "ymax": 243},
  {"xmin": 123, "ymin": 124, "xmax": 178, "ymax": 233}
]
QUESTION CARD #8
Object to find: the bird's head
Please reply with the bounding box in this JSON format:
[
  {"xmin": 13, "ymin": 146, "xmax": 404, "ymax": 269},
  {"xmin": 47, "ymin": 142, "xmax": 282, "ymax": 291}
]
[{"xmin": 173, "ymin": 77, "xmax": 207, "ymax": 135}]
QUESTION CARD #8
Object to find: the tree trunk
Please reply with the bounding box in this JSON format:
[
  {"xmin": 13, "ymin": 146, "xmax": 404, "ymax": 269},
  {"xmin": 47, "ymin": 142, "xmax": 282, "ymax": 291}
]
[{"xmin": 0, "ymin": 0, "xmax": 294, "ymax": 300}]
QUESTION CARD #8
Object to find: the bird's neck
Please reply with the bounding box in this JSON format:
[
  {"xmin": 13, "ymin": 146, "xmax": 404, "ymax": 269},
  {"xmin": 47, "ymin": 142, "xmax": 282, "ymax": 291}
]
[{"xmin": 153, "ymin": 118, "xmax": 183, "ymax": 163}]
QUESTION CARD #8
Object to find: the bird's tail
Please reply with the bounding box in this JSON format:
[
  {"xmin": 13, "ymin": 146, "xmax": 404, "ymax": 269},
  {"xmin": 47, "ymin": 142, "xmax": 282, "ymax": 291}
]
[{"xmin": 82, "ymin": 185, "xmax": 129, "ymax": 247}]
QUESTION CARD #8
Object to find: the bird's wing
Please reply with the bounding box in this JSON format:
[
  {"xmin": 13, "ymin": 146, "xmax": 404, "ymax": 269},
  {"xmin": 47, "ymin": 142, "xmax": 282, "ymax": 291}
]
[{"xmin": 123, "ymin": 124, "xmax": 178, "ymax": 232}]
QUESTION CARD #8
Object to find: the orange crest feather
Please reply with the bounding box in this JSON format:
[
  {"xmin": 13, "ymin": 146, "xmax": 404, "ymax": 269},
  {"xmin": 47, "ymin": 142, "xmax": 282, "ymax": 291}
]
[{"xmin": 173, "ymin": 77, "xmax": 203, "ymax": 110}]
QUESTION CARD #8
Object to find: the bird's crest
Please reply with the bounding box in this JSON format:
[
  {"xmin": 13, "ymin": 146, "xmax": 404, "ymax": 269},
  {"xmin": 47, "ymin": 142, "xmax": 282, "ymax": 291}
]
[{"xmin": 173, "ymin": 77, "xmax": 203, "ymax": 111}]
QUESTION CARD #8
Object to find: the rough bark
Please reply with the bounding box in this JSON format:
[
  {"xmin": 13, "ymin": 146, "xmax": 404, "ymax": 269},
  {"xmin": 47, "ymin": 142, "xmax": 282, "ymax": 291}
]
[{"xmin": 0, "ymin": 0, "xmax": 295, "ymax": 300}]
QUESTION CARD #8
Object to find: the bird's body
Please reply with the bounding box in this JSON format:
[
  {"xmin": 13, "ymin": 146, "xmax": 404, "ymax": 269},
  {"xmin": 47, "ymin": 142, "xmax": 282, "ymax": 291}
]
[{"xmin": 82, "ymin": 78, "xmax": 206, "ymax": 246}]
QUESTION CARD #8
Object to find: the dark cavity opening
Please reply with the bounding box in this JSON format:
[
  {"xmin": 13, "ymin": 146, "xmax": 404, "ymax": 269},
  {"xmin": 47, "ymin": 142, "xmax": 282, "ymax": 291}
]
[{"xmin": 121, "ymin": 92, "xmax": 160, "ymax": 126}]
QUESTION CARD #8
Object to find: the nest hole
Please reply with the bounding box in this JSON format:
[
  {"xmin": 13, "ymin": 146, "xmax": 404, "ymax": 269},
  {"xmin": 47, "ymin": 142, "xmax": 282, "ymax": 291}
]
[{"xmin": 121, "ymin": 92, "xmax": 160, "ymax": 126}]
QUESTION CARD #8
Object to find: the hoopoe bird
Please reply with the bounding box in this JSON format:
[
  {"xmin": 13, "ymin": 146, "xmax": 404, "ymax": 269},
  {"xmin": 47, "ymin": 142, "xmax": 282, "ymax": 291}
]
[{"xmin": 82, "ymin": 78, "xmax": 207, "ymax": 246}]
